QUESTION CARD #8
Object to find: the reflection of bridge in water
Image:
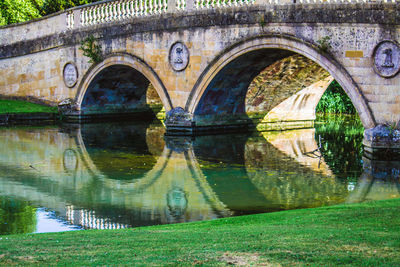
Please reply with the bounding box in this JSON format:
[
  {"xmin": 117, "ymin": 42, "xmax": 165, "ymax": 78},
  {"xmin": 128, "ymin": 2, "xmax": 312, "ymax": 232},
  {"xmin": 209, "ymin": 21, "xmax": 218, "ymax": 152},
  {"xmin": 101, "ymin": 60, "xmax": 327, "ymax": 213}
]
[{"xmin": 0, "ymin": 123, "xmax": 398, "ymax": 231}]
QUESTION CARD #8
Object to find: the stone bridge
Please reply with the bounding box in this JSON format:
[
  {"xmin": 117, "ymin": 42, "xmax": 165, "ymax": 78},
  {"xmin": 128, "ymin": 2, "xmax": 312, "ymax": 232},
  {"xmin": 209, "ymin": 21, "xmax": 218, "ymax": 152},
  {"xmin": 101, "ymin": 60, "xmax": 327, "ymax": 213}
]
[{"xmin": 0, "ymin": 0, "xmax": 400, "ymax": 151}]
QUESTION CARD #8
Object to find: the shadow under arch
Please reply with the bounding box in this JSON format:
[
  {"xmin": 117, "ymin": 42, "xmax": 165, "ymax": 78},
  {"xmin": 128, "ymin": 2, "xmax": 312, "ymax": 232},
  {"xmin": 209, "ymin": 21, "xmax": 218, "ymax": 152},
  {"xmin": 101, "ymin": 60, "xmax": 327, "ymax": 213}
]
[
  {"xmin": 75, "ymin": 53, "xmax": 173, "ymax": 117},
  {"xmin": 185, "ymin": 34, "xmax": 375, "ymax": 129}
]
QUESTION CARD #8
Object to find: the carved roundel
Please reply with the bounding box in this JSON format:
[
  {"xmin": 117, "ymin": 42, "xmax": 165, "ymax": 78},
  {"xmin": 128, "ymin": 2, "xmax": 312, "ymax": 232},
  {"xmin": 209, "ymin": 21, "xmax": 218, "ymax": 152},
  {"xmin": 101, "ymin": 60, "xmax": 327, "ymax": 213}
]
[
  {"xmin": 169, "ymin": 42, "xmax": 189, "ymax": 72},
  {"xmin": 63, "ymin": 149, "xmax": 78, "ymax": 173},
  {"xmin": 63, "ymin": 62, "xmax": 78, "ymax": 87},
  {"xmin": 373, "ymin": 40, "xmax": 400, "ymax": 78}
]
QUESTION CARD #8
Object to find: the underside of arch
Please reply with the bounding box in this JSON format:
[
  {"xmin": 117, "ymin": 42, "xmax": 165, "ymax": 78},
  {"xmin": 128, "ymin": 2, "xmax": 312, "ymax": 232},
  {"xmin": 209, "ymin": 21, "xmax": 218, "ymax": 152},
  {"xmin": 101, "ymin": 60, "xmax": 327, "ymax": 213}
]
[
  {"xmin": 69, "ymin": 54, "xmax": 172, "ymax": 121},
  {"xmin": 173, "ymin": 35, "xmax": 374, "ymax": 134}
]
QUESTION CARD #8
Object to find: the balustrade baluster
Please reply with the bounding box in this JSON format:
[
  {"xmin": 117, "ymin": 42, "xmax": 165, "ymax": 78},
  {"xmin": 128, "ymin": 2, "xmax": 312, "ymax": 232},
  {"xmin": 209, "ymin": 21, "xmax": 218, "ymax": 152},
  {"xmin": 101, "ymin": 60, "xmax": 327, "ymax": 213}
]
[
  {"xmin": 135, "ymin": 0, "xmax": 139, "ymax": 16},
  {"xmin": 127, "ymin": 0, "xmax": 132, "ymax": 18},
  {"xmin": 144, "ymin": 0, "xmax": 149, "ymax": 15},
  {"xmin": 112, "ymin": 2, "xmax": 117, "ymax": 20},
  {"xmin": 127, "ymin": 0, "xmax": 133, "ymax": 17},
  {"xmin": 109, "ymin": 2, "xmax": 113, "ymax": 21},
  {"xmin": 163, "ymin": 0, "xmax": 168, "ymax": 12},
  {"xmin": 157, "ymin": 0, "xmax": 161, "ymax": 13},
  {"xmin": 115, "ymin": 2, "xmax": 121, "ymax": 20},
  {"xmin": 146, "ymin": 0, "xmax": 154, "ymax": 15},
  {"xmin": 95, "ymin": 6, "xmax": 100, "ymax": 24},
  {"xmin": 109, "ymin": 3, "xmax": 113, "ymax": 21},
  {"xmin": 104, "ymin": 4, "xmax": 109, "ymax": 22},
  {"xmin": 84, "ymin": 7, "xmax": 88, "ymax": 25},
  {"xmin": 140, "ymin": 0, "xmax": 144, "ymax": 16},
  {"xmin": 154, "ymin": 0, "xmax": 158, "ymax": 14},
  {"xmin": 81, "ymin": 9, "xmax": 85, "ymax": 26},
  {"xmin": 88, "ymin": 7, "xmax": 93, "ymax": 25},
  {"xmin": 155, "ymin": 0, "xmax": 160, "ymax": 14},
  {"xmin": 92, "ymin": 6, "xmax": 97, "ymax": 24},
  {"xmin": 66, "ymin": 12, "xmax": 71, "ymax": 29},
  {"xmin": 99, "ymin": 4, "xmax": 104, "ymax": 23},
  {"xmin": 93, "ymin": 6, "xmax": 97, "ymax": 24},
  {"xmin": 84, "ymin": 7, "xmax": 89, "ymax": 25},
  {"xmin": 122, "ymin": 1, "xmax": 127, "ymax": 19}
]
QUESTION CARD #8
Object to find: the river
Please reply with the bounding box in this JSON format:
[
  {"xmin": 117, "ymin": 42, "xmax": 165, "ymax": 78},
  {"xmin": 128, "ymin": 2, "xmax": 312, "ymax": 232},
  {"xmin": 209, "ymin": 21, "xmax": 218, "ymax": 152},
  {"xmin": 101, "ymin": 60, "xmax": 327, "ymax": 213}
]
[{"xmin": 0, "ymin": 115, "xmax": 399, "ymax": 235}]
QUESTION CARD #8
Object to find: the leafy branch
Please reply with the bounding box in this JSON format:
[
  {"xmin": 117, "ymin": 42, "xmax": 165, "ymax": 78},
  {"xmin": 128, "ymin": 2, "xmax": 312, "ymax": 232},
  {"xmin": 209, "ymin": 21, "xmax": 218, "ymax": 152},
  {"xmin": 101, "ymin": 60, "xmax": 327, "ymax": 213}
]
[
  {"xmin": 79, "ymin": 35, "xmax": 103, "ymax": 64},
  {"xmin": 317, "ymin": 36, "xmax": 331, "ymax": 53}
]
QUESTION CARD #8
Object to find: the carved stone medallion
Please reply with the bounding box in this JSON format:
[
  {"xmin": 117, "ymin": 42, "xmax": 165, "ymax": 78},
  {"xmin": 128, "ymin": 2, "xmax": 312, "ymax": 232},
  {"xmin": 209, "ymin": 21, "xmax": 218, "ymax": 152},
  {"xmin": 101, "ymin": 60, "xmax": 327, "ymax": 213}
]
[
  {"xmin": 373, "ymin": 41, "xmax": 400, "ymax": 78},
  {"xmin": 63, "ymin": 149, "xmax": 78, "ymax": 173},
  {"xmin": 169, "ymin": 42, "xmax": 189, "ymax": 72},
  {"xmin": 63, "ymin": 63, "xmax": 78, "ymax": 87}
]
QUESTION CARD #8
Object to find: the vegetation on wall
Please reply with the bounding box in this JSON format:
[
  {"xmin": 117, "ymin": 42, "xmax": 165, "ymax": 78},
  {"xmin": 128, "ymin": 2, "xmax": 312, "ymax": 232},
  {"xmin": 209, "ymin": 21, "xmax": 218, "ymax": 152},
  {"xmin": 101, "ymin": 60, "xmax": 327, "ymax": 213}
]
[
  {"xmin": 79, "ymin": 35, "xmax": 103, "ymax": 64},
  {"xmin": 316, "ymin": 80, "xmax": 356, "ymax": 114},
  {"xmin": 0, "ymin": 0, "xmax": 100, "ymax": 26}
]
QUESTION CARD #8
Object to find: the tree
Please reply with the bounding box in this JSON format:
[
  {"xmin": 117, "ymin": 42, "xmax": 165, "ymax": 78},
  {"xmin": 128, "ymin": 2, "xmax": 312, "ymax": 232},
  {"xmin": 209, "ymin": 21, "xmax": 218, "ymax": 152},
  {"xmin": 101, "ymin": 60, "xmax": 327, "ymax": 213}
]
[
  {"xmin": 0, "ymin": 0, "xmax": 41, "ymax": 26},
  {"xmin": 0, "ymin": 0, "xmax": 100, "ymax": 26},
  {"xmin": 40, "ymin": 0, "xmax": 99, "ymax": 16}
]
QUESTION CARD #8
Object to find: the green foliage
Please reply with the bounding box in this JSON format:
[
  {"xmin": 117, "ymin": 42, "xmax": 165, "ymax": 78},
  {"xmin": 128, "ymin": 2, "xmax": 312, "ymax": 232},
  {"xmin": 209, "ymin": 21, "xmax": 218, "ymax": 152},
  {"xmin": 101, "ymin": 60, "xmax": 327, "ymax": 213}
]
[
  {"xmin": 258, "ymin": 14, "xmax": 266, "ymax": 28},
  {"xmin": 316, "ymin": 80, "xmax": 357, "ymax": 114},
  {"xmin": 40, "ymin": 0, "xmax": 100, "ymax": 16},
  {"xmin": 0, "ymin": 197, "xmax": 37, "ymax": 235},
  {"xmin": 0, "ymin": 0, "xmax": 41, "ymax": 26},
  {"xmin": 316, "ymin": 114, "xmax": 364, "ymax": 182},
  {"xmin": 80, "ymin": 35, "xmax": 103, "ymax": 64},
  {"xmin": 0, "ymin": 99, "xmax": 58, "ymax": 114},
  {"xmin": 0, "ymin": 0, "xmax": 99, "ymax": 26},
  {"xmin": 317, "ymin": 35, "xmax": 331, "ymax": 53}
]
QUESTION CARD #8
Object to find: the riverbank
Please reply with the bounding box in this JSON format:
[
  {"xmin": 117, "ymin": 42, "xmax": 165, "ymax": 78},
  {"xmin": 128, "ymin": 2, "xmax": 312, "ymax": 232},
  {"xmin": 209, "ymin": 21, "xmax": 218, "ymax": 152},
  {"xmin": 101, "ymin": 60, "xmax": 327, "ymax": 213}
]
[
  {"xmin": 0, "ymin": 99, "xmax": 59, "ymax": 125},
  {"xmin": 0, "ymin": 99, "xmax": 57, "ymax": 114},
  {"xmin": 0, "ymin": 198, "xmax": 399, "ymax": 266}
]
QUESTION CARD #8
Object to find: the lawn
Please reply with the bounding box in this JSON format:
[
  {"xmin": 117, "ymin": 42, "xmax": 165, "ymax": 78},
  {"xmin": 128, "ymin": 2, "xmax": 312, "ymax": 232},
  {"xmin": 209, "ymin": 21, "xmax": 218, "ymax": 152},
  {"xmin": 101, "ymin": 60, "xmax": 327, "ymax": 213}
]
[
  {"xmin": 0, "ymin": 99, "xmax": 57, "ymax": 114},
  {"xmin": 0, "ymin": 198, "xmax": 399, "ymax": 266}
]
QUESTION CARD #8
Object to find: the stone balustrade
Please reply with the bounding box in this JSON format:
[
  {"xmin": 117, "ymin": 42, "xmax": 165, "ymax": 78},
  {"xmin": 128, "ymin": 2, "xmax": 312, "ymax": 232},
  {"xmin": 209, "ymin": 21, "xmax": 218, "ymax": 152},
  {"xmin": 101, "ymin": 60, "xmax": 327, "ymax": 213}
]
[
  {"xmin": 65, "ymin": 0, "xmax": 400, "ymax": 29},
  {"xmin": 0, "ymin": 0, "xmax": 398, "ymax": 46}
]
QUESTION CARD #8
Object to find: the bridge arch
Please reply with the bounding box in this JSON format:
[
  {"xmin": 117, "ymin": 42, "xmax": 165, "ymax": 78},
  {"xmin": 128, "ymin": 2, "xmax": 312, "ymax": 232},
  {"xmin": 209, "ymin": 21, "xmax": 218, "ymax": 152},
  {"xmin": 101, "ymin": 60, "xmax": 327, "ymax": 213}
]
[
  {"xmin": 75, "ymin": 53, "xmax": 173, "ymax": 112},
  {"xmin": 186, "ymin": 35, "xmax": 375, "ymax": 129}
]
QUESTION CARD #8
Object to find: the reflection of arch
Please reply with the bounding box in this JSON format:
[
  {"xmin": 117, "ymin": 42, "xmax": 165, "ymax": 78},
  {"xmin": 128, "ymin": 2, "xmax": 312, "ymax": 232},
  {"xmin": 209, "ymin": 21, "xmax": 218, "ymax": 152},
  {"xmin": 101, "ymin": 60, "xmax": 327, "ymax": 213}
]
[
  {"xmin": 74, "ymin": 123, "xmax": 169, "ymax": 190},
  {"xmin": 73, "ymin": 127, "xmax": 232, "ymax": 220},
  {"xmin": 75, "ymin": 53, "xmax": 172, "ymax": 111},
  {"xmin": 186, "ymin": 35, "xmax": 375, "ymax": 128}
]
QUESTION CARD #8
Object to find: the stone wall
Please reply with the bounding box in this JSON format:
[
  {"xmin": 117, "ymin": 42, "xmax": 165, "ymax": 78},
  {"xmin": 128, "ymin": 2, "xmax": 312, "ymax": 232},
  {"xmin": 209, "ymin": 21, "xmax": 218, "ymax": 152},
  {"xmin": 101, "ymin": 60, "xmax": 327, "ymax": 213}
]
[{"xmin": 246, "ymin": 54, "xmax": 330, "ymax": 114}]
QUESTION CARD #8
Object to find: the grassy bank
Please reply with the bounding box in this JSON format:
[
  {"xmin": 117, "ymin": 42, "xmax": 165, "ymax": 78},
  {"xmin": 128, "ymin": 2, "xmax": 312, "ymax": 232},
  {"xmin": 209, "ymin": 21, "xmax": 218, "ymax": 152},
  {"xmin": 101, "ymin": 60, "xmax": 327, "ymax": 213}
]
[
  {"xmin": 0, "ymin": 199, "xmax": 399, "ymax": 266},
  {"xmin": 0, "ymin": 100, "xmax": 57, "ymax": 114}
]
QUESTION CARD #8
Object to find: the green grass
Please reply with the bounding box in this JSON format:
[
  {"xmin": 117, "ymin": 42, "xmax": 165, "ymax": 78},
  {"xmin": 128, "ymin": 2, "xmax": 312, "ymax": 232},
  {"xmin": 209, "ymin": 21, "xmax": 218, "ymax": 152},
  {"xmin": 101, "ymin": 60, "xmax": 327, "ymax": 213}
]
[
  {"xmin": 0, "ymin": 198, "xmax": 399, "ymax": 266},
  {"xmin": 0, "ymin": 100, "xmax": 57, "ymax": 114}
]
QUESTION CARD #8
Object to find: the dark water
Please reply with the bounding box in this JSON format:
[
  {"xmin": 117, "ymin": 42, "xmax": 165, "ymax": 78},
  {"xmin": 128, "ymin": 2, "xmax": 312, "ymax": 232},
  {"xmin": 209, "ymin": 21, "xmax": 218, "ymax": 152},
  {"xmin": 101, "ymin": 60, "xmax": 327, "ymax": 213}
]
[{"xmin": 0, "ymin": 116, "xmax": 399, "ymax": 235}]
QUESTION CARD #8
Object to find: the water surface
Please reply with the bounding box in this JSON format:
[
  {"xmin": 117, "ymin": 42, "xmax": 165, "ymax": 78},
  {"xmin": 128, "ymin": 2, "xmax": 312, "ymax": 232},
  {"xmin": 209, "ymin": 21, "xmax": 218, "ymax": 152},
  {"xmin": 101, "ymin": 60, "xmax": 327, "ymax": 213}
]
[{"xmin": 0, "ymin": 116, "xmax": 399, "ymax": 235}]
